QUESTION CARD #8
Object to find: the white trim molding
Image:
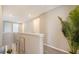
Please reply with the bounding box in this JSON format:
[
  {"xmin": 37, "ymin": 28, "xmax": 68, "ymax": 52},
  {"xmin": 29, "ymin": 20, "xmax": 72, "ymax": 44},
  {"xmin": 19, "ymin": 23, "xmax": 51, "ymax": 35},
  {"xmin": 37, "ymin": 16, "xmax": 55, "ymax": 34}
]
[{"xmin": 44, "ymin": 43, "xmax": 69, "ymax": 54}]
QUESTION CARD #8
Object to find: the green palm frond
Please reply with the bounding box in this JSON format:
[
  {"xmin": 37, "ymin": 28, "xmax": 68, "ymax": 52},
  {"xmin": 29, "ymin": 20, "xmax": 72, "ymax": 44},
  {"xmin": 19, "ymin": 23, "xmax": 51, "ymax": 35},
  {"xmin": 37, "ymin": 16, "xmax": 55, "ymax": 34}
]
[{"xmin": 58, "ymin": 6, "xmax": 79, "ymax": 54}]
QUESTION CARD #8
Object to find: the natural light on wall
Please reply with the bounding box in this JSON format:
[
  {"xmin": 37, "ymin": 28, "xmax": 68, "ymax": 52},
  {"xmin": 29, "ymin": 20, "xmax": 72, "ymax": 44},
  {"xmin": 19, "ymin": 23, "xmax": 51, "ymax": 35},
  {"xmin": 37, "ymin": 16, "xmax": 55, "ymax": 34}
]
[
  {"xmin": 22, "ymin": 23, "xmax": 25, "ymax": 33},
  {"xmin": 33, "ymin": 18, "xmax": 40, "ymax": 33}
]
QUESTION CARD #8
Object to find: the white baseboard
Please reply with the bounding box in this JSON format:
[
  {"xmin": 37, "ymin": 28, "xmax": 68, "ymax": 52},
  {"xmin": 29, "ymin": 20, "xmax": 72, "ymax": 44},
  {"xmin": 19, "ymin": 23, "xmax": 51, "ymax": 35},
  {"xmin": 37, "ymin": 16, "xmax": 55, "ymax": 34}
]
[{"xmin": 44, "ymin": 43, "xmax": 69, "ymax": 54}]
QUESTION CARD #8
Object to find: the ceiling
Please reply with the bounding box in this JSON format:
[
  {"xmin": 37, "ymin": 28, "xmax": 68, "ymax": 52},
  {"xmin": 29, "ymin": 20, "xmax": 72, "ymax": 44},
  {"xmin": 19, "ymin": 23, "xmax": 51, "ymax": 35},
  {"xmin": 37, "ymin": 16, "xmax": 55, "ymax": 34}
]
[{"xmin": 2, "ymin": 5, "xmax": 60, "ymax": 22}]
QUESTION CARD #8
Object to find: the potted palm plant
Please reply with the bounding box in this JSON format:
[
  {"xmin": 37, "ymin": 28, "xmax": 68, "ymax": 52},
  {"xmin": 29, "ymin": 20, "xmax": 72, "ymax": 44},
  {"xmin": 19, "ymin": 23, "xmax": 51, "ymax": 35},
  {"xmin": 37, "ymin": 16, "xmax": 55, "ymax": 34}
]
[{"xmin": 58, "ymin": 6, "xmax": 79, "ymax": 54}]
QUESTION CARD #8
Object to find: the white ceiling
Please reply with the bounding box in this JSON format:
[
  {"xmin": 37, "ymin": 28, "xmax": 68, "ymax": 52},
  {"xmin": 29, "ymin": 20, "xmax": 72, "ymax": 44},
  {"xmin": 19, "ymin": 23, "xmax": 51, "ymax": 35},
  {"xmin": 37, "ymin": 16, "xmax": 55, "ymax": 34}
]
[{"xmin": 2, "ymin": 5, "xmax": 60, "ymax": 22}]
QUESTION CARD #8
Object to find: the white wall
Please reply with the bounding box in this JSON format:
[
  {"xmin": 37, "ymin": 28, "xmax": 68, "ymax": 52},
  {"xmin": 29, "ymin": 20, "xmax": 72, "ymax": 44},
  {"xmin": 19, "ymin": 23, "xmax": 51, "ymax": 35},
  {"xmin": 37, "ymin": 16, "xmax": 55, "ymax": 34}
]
[
  {"xmin": 0, "ymin": 6, "xmax": 3, "ymax": 46},
  {"xmin": 39, "ymin": 15, "xmax": 48, "ymax": 44},
  {"xmin": 24, "ymin": 18, "xmax": 40, "ymax": 33},
  {"xmin": 24, "ymin": 21, "xmax": 34, "ymax": 33},
  {"xmin": 39, "ymin": 6, "xmax": 76, "ymax": 51}
]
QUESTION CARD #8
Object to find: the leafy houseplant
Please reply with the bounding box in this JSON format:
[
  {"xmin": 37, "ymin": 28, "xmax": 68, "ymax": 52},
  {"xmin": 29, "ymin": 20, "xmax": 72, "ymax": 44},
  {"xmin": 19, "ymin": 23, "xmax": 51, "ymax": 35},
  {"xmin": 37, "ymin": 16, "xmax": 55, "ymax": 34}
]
[{"xmin": 58, "ymin": 6, "xmax": 79, "ymax": 54}]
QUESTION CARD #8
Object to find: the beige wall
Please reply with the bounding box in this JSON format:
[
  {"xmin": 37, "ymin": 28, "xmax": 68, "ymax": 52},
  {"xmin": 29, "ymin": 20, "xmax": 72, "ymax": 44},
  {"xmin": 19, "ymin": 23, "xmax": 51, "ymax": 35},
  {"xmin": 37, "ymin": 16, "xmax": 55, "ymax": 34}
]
[{"xmin": 0, "ymin": 6, "xmax": 3, "ymax": 46}]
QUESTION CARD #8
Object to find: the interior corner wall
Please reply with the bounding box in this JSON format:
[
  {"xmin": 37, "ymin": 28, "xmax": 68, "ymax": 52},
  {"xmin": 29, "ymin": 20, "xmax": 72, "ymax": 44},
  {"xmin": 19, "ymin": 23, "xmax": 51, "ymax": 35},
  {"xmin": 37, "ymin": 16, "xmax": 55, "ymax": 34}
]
[
  {"xmin": 39, "ymin": 5, "xmax": 76, "ymax": 51},
  {"xmin": 0, "ymin": 6, "xmax": 3, "ymax": 46}
]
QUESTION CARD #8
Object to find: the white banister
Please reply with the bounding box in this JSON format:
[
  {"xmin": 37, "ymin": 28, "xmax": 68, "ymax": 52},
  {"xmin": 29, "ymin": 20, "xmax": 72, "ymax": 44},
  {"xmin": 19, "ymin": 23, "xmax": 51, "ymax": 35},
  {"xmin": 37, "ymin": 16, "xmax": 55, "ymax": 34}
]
[{"xmin": 2, "ymin": 32, "xmax": 44, "ymax": 54}]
